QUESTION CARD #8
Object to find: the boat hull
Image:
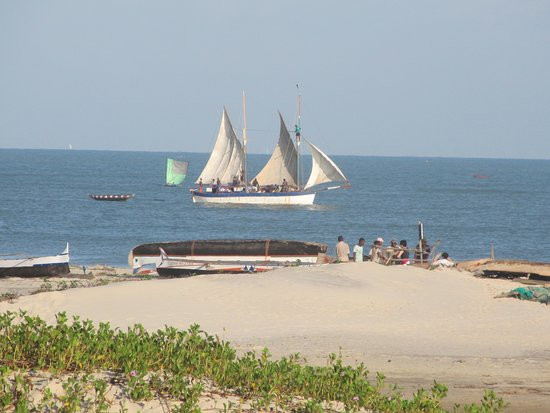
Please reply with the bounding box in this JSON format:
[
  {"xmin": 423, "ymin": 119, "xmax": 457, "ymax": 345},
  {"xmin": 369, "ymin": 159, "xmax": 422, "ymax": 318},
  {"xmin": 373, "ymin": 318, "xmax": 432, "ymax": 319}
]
[
  {"xmin": 0, "ymin": 247, "xmax": 70, "ymax": 278},
  {"xmin": 191, "ymin": 191, "xmax": 315, "ymax": 205},
  {"xmin": 89, "ymin": 194, "xmax": 134, "ymax": 201},
  {"xmin": 130, "ymin": 239, "xmax": 327, "ymax": 271},
  {"xmin": 0, "ymin": 263, "xmax": 70, "ymax": 278},
  {"xmin": 157, "ymin": 263, "xmax": 275, "ymax": 277}
]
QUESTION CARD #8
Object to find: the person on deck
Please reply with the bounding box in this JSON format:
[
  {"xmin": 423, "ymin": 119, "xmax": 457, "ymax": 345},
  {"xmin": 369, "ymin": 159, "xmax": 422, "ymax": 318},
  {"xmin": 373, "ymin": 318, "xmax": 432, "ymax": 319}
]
[
  {"xmin": 199, "ymin": 178, "xmax": 203, "ymax": 192},
  {"xmin": 232, "ymin": 176, "xmax": 239, "ymax": 186},
  {"xmin": 335, "ymin": 235, "xmax": 350, "ymax": 262},
  {"xmin": 252, "ymin": 178, "xmax": 259, "ymax": 191},
  {"xmin": 353, "ymin": 238, "xmax": 365, "ymax": 262},
  {"xmin": 282, "ymin": 178, "xmax": 289, "ymax": 192}
]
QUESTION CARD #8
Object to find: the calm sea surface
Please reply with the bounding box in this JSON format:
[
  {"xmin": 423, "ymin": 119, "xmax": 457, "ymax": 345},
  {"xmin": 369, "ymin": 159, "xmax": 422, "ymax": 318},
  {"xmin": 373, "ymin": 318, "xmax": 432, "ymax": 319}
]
[{"xmin": 0, "ymin": 149, "xmax": 548, "ymax": 266}]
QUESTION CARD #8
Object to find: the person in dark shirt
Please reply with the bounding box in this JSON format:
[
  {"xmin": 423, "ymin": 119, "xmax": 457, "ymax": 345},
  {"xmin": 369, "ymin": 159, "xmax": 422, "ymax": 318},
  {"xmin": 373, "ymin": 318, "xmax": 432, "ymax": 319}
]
[
  {"xmin": 414, "ymin": 238, "xmax": 431, "ymax": 262},
  {"xmin": 395, "ymin": 240, "xmax": 410, "ymax": 264},
  {"xmin": 252, "ymin": 178, "xmax": 259, "ymax": 191}
]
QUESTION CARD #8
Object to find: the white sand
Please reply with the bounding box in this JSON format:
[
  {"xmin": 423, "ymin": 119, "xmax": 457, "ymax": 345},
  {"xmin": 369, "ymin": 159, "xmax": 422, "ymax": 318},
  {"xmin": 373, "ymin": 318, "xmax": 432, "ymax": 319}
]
[{"xmin": 2, "ymin": 263, "xmax": 549, "ymax": 411}]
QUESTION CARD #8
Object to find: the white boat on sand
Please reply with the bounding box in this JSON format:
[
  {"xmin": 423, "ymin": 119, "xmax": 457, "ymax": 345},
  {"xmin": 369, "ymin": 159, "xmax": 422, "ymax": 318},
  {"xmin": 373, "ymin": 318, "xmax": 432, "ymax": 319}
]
[{"xmin": 0, "ymin": 244, "xmax": 70, "ymax": 278}]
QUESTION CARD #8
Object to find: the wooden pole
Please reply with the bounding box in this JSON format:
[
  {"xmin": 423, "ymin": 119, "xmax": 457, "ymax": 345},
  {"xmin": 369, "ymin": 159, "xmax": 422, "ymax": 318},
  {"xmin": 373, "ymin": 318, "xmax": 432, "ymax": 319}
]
[
  {"xmin": 295, "ymin": 84, "xmax": 302, "ymax": 189},
  {"xmin": 242, "ymin": 91, "xmax": 247, "ymax": 189}
]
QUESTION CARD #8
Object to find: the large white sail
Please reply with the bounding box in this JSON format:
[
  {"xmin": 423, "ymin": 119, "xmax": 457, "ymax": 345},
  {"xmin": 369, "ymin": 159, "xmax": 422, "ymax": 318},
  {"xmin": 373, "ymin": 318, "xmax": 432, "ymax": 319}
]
[
  {"xmin": 196, "ymin": 108, "xmax": 244, "ymax": 184},
  {"xmin": 304, "ymin": 140, "xmax": 348, "ymax": 189},
  {"xmin": 253, "ymin": 113, "xmax": 298, "ymax": 186}
]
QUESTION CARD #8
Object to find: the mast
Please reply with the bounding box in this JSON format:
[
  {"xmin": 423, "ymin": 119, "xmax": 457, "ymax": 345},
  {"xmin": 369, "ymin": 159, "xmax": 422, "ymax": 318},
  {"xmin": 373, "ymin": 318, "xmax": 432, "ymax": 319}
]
[
  {"xmin": 295, "ymin": 84, "xmax": 302, "ymax": 189},
  {"xmin": 242, "ymin": 91, "xmax": 248, "ymax": 188}
]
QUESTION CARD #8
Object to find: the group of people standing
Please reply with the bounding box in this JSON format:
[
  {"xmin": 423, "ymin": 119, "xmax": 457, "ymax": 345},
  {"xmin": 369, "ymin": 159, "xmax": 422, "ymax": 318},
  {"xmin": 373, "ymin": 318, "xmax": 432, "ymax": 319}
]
[
  {"xmin": 335, "ymin": 235, "xmax": 432, "ymax": 265},
  {"xmin": 197, "ymin": 176, "xmax": 295, "ymax": 194}
]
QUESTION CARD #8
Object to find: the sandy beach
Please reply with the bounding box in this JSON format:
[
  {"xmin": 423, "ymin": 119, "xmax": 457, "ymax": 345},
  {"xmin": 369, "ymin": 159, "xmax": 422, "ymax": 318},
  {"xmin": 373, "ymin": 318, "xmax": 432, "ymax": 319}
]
[{"xmin": 1, "ymin": 263, "xmax": 549, "ymax": 411}]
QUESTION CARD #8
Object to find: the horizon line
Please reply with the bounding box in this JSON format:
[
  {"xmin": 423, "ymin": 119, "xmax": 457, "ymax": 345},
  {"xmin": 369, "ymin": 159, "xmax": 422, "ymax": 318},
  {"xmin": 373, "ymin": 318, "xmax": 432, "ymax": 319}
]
[{"xmin": 1, "ymin": 146, "xmax": 549, "ymax": 162}]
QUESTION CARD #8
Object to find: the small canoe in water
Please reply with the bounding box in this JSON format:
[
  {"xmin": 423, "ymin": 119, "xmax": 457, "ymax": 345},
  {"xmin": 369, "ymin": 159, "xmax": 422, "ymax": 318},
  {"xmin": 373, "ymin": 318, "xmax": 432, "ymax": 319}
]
[{"xmin": 89, "ymin": 194, "xmax": 134, "ymax": 201}]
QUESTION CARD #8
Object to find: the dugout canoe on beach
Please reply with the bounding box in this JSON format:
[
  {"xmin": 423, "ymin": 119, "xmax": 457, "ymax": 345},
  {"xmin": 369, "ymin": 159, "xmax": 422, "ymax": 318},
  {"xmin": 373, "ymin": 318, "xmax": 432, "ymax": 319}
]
[{"xmin": 129, "ymin": 239, "xmax": 328, "ymax": 274}]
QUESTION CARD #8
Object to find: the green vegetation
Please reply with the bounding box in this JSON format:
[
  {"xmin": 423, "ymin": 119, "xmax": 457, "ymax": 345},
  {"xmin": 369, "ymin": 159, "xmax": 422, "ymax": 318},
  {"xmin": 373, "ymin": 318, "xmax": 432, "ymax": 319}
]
[
  {"xmin": 28, "ymin": 278, "xmax": 120, "ymax": 296},
  {"xmin": 0, "ymin": 311, "xmax": 507, "ymax": 412},
  {"xmin": 0, "ymin": 292, "xmax": 19, "ymax": 303}
]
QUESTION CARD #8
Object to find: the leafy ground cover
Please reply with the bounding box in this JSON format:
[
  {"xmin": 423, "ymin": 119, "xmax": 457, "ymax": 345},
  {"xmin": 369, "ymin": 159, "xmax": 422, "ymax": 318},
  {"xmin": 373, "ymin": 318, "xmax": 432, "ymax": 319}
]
[{"xmin": 0, "ymin": 311, "xmax": 507, "ymax": 412}]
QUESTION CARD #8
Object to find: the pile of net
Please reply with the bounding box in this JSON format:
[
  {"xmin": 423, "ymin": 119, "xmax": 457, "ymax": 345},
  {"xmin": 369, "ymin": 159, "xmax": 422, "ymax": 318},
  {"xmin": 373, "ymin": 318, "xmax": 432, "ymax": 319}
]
[{"xmin": 496, "ymin": 286, "xmax": 550, "ymax": 304}]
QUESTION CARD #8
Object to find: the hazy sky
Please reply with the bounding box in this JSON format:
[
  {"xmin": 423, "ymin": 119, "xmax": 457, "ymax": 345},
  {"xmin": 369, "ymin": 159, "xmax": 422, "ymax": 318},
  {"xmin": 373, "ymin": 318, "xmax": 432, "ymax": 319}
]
[{"xmin": 1, "ymin": 1, "xmax": 549, "ymax": 158}]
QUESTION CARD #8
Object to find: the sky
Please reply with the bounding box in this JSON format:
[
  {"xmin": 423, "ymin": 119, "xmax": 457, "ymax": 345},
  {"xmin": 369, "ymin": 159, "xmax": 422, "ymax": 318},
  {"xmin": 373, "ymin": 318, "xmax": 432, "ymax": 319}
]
[{"xmin": 0, "ymin": 1, "xmax": 549, "ymax": 159}]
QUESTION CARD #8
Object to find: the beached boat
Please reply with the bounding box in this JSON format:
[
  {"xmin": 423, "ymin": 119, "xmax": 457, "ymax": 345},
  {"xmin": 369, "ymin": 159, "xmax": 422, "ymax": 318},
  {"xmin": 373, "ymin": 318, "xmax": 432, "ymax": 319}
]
[
  {"xmin": 0, "ymin": 244, "xmax": 70, "ymax": 277},
  {"xmin": 458, "ymin": 259, "xmax": 550, "ymax": 281},
  {"xmin": 190, "ymin": 93, "xmax": 349, "ymax": 205},
  {"xmin": 129, "ymin": 239, "xmax": 328, "ymax": 274},
  {"xmin": 89, "ymin": 194, "xmax": 134, "ymax": 201},
  {"xmin": 165, "ymin": 158, "xmax": 188, "ymax": 186}
]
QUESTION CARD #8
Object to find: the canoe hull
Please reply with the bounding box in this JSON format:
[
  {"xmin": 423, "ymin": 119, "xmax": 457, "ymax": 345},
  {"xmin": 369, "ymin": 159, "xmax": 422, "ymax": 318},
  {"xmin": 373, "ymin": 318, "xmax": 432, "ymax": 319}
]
[
  {"xmin": 0, "ymin": 263, "xmax": 70, "ymax": 278},
  {"xmin": 0, "ymin": 245, "xmax": 70, "ymax": 278},
  {"xmin": 130, "ymin": 239, "xmax": 327, "ymax": 271},
  {"xmin": 89, "ymin": 194, "xmax": 134, "ymax": 201},
  {"xmin": 157, "ymin": 264, "xmax": 274, "ymax": 277}
]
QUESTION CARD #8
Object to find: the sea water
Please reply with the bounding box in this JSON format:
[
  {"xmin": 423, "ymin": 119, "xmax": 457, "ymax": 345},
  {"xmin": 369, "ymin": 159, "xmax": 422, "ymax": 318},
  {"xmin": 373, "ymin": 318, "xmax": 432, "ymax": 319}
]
[{"xmin": 0, "ymin": 149, "xmax": 548, "ymax": 266}]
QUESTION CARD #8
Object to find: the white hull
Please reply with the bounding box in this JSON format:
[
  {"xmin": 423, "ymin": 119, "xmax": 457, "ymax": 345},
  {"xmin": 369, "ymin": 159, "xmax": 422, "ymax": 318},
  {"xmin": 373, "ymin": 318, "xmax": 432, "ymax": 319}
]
[
  {"xmin": 157, "ymin": 251, "xmax": 317, "ymax": 276},
  {"xmin": 133, "ymin": 253, "xmax": 320, "ymax": 271},
  {"xmin": 192, "ymin": 191, "xmax": 316, "ymax": 205},
  {"xmin": 0, "ymin": 244, "xmax": 70, "ymax": 277}
]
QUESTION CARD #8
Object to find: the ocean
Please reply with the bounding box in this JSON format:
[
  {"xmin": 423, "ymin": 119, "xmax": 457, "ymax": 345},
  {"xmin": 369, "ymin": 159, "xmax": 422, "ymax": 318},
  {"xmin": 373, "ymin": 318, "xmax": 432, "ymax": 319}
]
[{"xmin": 0, "ymin": 149, "xmax": 548, "ymax": 266}]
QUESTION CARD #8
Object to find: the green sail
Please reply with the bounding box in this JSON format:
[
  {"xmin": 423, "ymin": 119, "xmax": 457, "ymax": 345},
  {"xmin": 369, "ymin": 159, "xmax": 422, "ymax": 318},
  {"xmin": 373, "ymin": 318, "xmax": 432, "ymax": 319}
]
[{"xmin": 166, "ymin": 158, "xmax": 188, "ymax": 186}]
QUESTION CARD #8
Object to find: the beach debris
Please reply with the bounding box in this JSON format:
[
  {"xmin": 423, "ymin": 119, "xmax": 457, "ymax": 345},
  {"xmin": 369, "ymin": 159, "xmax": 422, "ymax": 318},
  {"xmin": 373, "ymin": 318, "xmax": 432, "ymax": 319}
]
[{"xmin": 495, "ymin": 286, "xmax": 550, "ymax": 305}]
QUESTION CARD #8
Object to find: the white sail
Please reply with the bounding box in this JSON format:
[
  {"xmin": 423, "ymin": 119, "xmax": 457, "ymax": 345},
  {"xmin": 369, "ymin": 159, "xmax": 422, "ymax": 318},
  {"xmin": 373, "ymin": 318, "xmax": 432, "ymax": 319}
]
[
  {"xmin": 304, "ymin": 140, "xmax": 348, "ymax": 189},
  {"xmin": 196, "ymin": 108, "xmax": 244, "ymax": 184},
  {"xmin": 253, "ymin": 113, "xmax": 298, "ymax": 186}
]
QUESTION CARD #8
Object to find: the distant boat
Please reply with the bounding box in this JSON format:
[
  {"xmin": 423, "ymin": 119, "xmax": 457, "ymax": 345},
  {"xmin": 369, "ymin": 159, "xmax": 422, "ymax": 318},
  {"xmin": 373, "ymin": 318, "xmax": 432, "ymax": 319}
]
[
  {"xmin": 0, "ymin": 244, "xmax": 70, "ymax": 277},
  {"xmin": 190, "ymin": 93, "xmax": 349, "ymax": 205},
  {"xmin": 165, "ymin": 158, "xmax": 189, "ymax": 186},
  {"xmin": 89, "ymin": 194, "xmax": 134, "ymax": 201},
  {"xmin": 130, "ymin": 239, "xmax": 328, "ymax": 274},
  {"xmin": 473, "ymin": 174, "xmax": 489, "ymax": 179}
]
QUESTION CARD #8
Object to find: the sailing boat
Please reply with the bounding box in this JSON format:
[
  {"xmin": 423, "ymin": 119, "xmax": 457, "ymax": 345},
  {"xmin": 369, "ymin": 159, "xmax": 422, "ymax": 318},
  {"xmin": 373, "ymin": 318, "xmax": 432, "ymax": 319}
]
[
  {"xmin": 165, "ymin": 158, "xmax": 189, "ymax": 186},
  {"xmin": 190, "ymin": 95, "xmax": 349, "ymax": 205}
]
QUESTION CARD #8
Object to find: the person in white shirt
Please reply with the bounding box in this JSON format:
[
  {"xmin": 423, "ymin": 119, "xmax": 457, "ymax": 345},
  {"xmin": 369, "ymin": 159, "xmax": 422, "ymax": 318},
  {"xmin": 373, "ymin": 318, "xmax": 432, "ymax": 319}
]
[
  {"xmin": 353, "ymin": 238, "xmax": 365, "ymax": 262},
  {"xmin": 335, "ymin": 235, "xmax": 350, "ymax": 262},
  {"xmin": 431, "ymin": 252, "xmax": 455, "ymax": 268}
]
